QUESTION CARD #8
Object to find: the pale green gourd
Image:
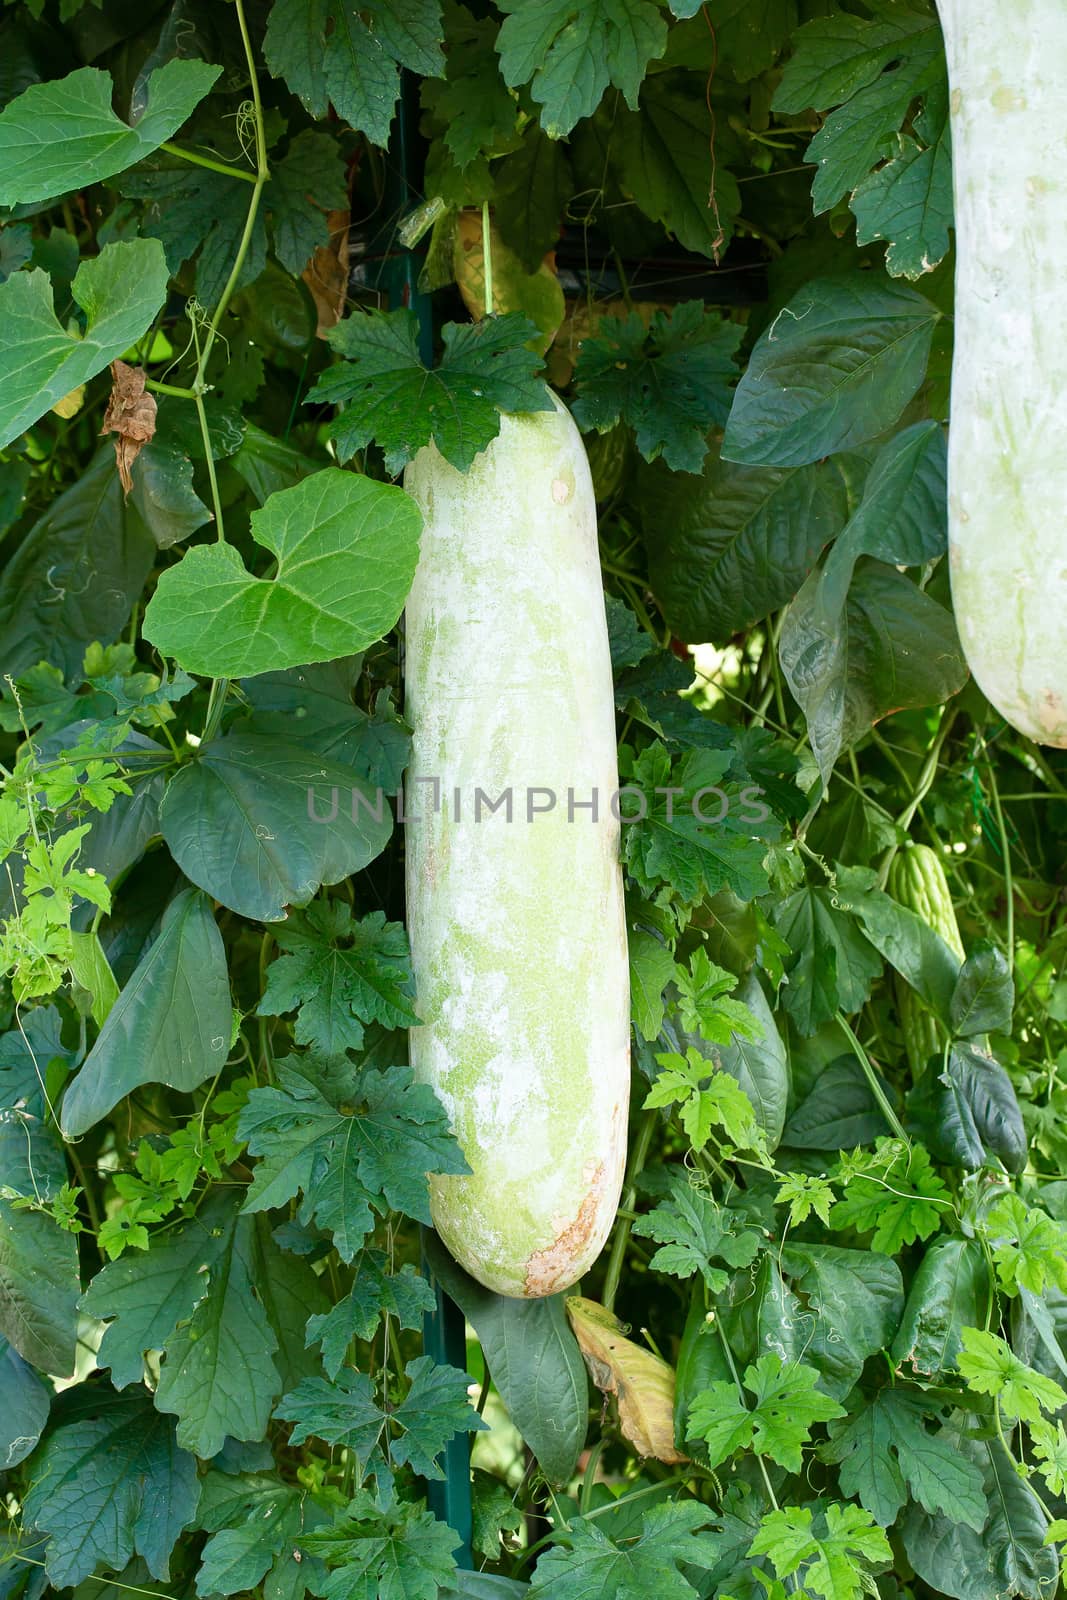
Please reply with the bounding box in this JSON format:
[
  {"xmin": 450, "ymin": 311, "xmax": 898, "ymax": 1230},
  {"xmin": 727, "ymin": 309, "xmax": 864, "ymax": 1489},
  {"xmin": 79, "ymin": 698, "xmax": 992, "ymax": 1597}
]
[
  {"xmin": 937, "ymin": 0, "xmax": 1067, "ymax": 745},
  {"xmin": 403, "ymin": 396, "xmax": 630, "ymax": 1297}
]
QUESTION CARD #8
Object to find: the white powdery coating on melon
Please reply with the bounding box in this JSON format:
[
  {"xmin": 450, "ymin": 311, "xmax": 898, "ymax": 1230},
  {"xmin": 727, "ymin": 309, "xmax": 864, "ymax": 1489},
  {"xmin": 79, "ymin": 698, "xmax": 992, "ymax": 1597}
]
[
  {"xmin": 403, "ymin": 397, "xmax": 630, "ymax": 1297},
  {"xmin": 937, "ymin": 0, "xmax": 1067, "ymax": 745}
]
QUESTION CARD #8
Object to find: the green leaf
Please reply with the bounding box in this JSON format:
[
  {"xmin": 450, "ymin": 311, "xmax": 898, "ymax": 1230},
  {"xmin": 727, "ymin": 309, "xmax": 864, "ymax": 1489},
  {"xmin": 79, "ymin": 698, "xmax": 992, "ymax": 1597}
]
[
  {"xmin": 852, "ymin": 86, "xmax": 953, "ymax": 280},
  {"xmin": 643, "ymin": 451, "xmax": 849, "ymax": 644},
  {"xmin": 645, "ymin": 1046, "xmax": 765, "ymax": 1155},
  {"xmin": 0, "ymin": 448, "xmax": 156, "ymax": 680},
  {"xmin": 908, "ymin": 1041, "xmax": 1027, "ymax": 1174},
  {"xmin": 628, "ymin": 927, "xmax": 677, "ymax": 1043},
  {"xmin": 238, "ymin": 1056, "xmax": 468, "ymax": 1261},
  {"xmin": 422, "ymin": 4, "xmax": 519, "ymax": 171},
  {"xmin": 310, "ymin": 308, "xmax": 553, "ymax": 473},
  {"xmin": 822, "ymin": 1390, "xmax": 986, "ymax": 1530},
  {"xmin": 957, "ymin": 1328, "xmax": 1067, "ymax": 1423},
  {"xmin": 258, "ymin": 901, "xmax": 417, "ymax": 1054},
  {"xmin": 495, "ymin": 0, "xmax": 666, "ymax": 139},
  {"xmin": 195, "ymin": 1471, "xmax": 324, "ymax": 1600},
  {"xmin": 778, "ymin": 1243, "xmax": 904, "ymax": 1402},
  {"xmin": 22, "ymin": 1390, "xmax": 199, "ymax": 1587},
  {"xmin": 721, "ymin": 276, "xmax": 940, "ymax": 468},
  {"xmin": 699, "ymin": 0, "xmax": 797, "ymax": 80},
  {"xmin": 264, "ymin": 0, "xmax": 445, "ymax": 149},
  {"xmin": 130, "ymin": 441, "xmax": 212, "ymax": 549},
  {"xmin": 119, "ymin": 161, "xmax": 266, "ymax": 311},
  {"xmin": 61, "ymin": 889, "xmax": 231, "ymax": 1138},
  {"xmin": 0, "ymin": 1336, "xmax": 49, "ymax": 1467},
  {"xmin": 748, "ymin": 1502, "xmax": 891, "ymax": 1600},
  {"xmin": 634, "ymin": 1170, "xmax": 762, "ymax": 1292},
  {"xmin": 950, "ymin": 944, "xmax": 1015, "ymax": 1038},
  {"xmin": 771, "ymin": 886, "xmax": 881, "ymax": 1035},
  {"xmin": 892, "ymin": 1236, "xmax": 989, "ymax": 1378},
  {"xmin": 611, "ymin": 71, "xmax": 740, "ymax": 259},
  {"xmin": 306, "ymin": 1251, "xmax": 436, "ymax": 1377},
  {"xmin": 0, "ymin": 241, "xmax": 169, "ymax": 450},
  {"xmin": 423, "ymin": 1231, "xmax": 588, "ymax": 1484},
  {"xmin": 144, "ymin": 467, "xmax": 420, "ymax": 679},
  {"xmin": 986, "ymin": 1193, "xmax": 1067, "ymax": 1299},
  {"xmin": 301, "ymin": 1496, "xmax": 459, "ymax": 1600},
  {"xmin": 833, "ymin": 860, "xmax": 960, "ymax": 1020},
  {"xmin": 277, "ymin": 1357, "xmax": 485, "ymax": 1485},
  {"xmin": 82, "ymin": 1191, "xmax": 281, "ymax": 1458},
  {"xmin": 780, "ymin": 559, "xmax": 967, "ymax": 785},
  {"xmin": 159, "ymin": 733, "xmax": 392, "ymax": 923},
  {"xmin": 772, "ymin": 8, "xmax": 937, "ymax": 116},
  {"xmin": 0, "ymin": 60, "xmax": 220, "ymax": 205},
  {"xmin": 901, "ymin": 1425, "xmax": 1058, "ymax": 1600},
  {"xmin": 689, "ymin": 1352, "xmax": 844, "ymax": 1471},
  {"xmin": 829, "ymin": 1139, "xmax": 950, "ymax": 1255},
  {"xmin": 528, "ymin": 1501, "xmax": 723, "ymax": 1600},
  {"xmin": 709, "ymin": 971, "xmax": 789, "ymax": 1152},
  {"xmin": 269, "ymin": 129, "xmax": 348, "ymax": 276},
  {"xmin": 491, "ymin": 124, "xmax": 574, "ymax": 273},
  {"xmin": 674, "ymin": 949, "xmax": 761, "ymax": 1046},
  {"xmin": 620, "ymin": 744, "xmax": 773, "ymax": 907},
  {"xmin": 0, "ymin": 1199, "xmax": 79, "ymax": 1376},
  {"xmin": 572, "ymin": 302, "xmax": 740, "ymax": 474}
]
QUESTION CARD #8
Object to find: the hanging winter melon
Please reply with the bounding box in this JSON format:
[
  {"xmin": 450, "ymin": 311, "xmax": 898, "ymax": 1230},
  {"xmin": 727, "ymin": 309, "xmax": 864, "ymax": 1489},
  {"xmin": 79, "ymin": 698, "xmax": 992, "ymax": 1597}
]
[
  {"xmin": 937, "ymin": 0, "xmax": 1067, "ymax": 744},
  {"xmin": 403, "ymin": 395, "xmax": 630, "ymax": 1297}
]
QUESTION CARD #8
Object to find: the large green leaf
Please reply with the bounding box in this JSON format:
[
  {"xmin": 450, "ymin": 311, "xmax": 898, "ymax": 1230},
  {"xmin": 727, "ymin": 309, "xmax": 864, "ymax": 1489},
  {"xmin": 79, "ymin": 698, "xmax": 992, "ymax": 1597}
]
[
  {"xmin": 777, "ymin": 1244, "xmax": 904, "ymax": 1401},
  {"xmin": 643, "ymin": 452, "xmax": 849, "ymax": 643},
  {"xmin": 771, "ymin": 884, "xmax": 882, "ymax": 1035},
  {"xmin": 721, "ymin": 277, "xmax": 940, "ymax": 468},
  {"xmin": 22, "ymin": 1390, "xmax": 200, "ymax": 1587},
  {"xmin": 822, "ymin": 1390, "xmax": 986, "ymax": 1530},
  {"xmin": 527, "ymin": 1502, "xmax": 722, "ymax": 1600},
  {"xmin": 908, "ymin": 1041, "xmax": 1027, "ymax": 1174},
  {"xmin": 571, "ymin": 302, "xmax": 740, "ymax": 474},
  {"xmin": 780, "ymin": 558, "xmax": 967, "ymax": 784},
  {"xmin": 950, "ymin": 944, "xmax": 1015, "ymax": 1038},
  {"xmin": 159, "ymin": 733, "xmax": 393, "ymax": 922},
  {"xmin": 495, "ymin": 0, "xmax": 667, "ymax": 139},
  {"xmin": 834, "ymin": 862, "xmax": 960, "ymax": 1020},
  {"xmin": 0, "ymin": 241, "xmax": 169, "ymax": 449},
  {"xmin": 423, "ymin": 1231, "xmax": 588, "ymax": 1484},
  {"xmin": 611, "ymin": 72, "xmax": 740, "ymax": 259},
  {"xmin": 144, "ymin": 468, "xmax": 420, "ymax": 679},
  {"xmin": 782, "ymin": 1055, "xmax": 892, "ymax": 1149},
  {"xmin": 708, "ymin": 972, "xmax": 788, "ymax": 1151},
  {"xmin": 0, "ymin": 448, "xmax": 156, "ymax": 678},
  {"xmin": 0, "ymin": 1200, "xmax": 79, "ymax": 1376},
  {"xmin": 0, "ymin": 1337, "xmax": 50, "ymax": 1467},
  {"xmin": 852, "ymin": 88, "xmax": 953, "ymax": 281},
  {"xmin": 263, "ymin": 0, "xmax": 445, "ymax": 149},
  {"xmin": 0, "ymin": 61, "xmax": 220, "ymax": 205},
  {"xmin": 60, "ymin": 889, "xmax": 231, "ymax": 1138},
  {"xmin": 891, "ymin": 1238, "xmax": 988, "ymax": 1379},
  {"xmin": 310, "ymin": 309, "xmax": 554, "ymax": 474},
  {"xmin": 238, "ymin": 1056, "xmax": 468, "ymax": 1263},
  {"xmin": 901, "ymin": 1427, "xmax": 1057, "ymax": 1600}
]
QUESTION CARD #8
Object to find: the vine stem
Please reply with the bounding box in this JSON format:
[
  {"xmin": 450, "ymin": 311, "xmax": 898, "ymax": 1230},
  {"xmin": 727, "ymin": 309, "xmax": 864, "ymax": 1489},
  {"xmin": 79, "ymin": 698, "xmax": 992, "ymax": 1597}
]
[
  {"xmin": 834, "ymin": 1011, "xmax": 911, "ymax": 1145},
  {"xmin": 876, "ymin": 707, "xmax": 956, "ymax": 890},
  {"xmin": 985, "ymin": 759, "xmax": 1015, "ymax": 974},
  {"xmin": 192, "ymin": 0, "xmax": 268, "ymax": 744},
  {"xmin": 159, "ymin": 139, "xmax": 257, "ymax": 184},
  {"xmin": 601, "ymin": 1108, "xmax": 657, "ymax": 1313}
]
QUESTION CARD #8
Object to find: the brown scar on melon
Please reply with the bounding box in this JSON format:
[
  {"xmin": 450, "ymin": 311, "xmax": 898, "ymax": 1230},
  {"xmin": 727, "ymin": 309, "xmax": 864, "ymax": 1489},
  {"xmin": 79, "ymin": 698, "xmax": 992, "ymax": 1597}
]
[{"xmin": 524, "ymin": 1164, "xmax": 605, "ymax": 1296}]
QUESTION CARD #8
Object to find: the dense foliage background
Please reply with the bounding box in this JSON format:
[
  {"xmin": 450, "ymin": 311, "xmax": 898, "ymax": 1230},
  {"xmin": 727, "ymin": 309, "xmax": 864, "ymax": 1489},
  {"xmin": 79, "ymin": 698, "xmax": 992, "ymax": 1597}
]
[{"xmin": 0, "ymin": 1, "xmax": 1066, "ymax": 1597}]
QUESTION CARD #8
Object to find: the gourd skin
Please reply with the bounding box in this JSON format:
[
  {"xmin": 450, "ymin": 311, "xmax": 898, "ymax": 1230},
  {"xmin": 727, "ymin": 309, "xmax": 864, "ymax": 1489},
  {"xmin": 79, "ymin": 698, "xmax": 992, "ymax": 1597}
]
[
  {"xmin": 403, "ymin": 396, "xmax": 630, "ymax": 1298},
  {"xmin": 938, "ymin": 0, "xmax": 1067, "ymax": 746},
  {"xmin": 889, "ymin": 844, "xmax": 964, "ymax": 1076}
]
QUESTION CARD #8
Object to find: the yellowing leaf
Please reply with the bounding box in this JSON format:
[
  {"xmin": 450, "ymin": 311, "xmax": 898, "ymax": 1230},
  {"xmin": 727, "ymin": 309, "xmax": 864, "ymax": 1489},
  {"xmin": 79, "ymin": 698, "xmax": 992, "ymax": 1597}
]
[{"xmin": 566, "ymin": 1295, "xmax": 686, "ymax": 1463}]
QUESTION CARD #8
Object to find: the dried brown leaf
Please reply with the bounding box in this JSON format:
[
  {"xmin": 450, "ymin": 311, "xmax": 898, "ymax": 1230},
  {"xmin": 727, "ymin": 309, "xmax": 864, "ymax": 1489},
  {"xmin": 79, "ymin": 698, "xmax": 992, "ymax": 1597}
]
[
  {"xmin": 101, "ymin": 359, "xmax": 156, "ymax": 494},
  {"xmin": 566, "ymin": 1295, "xmax": 687, "ymax": 1464}
]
